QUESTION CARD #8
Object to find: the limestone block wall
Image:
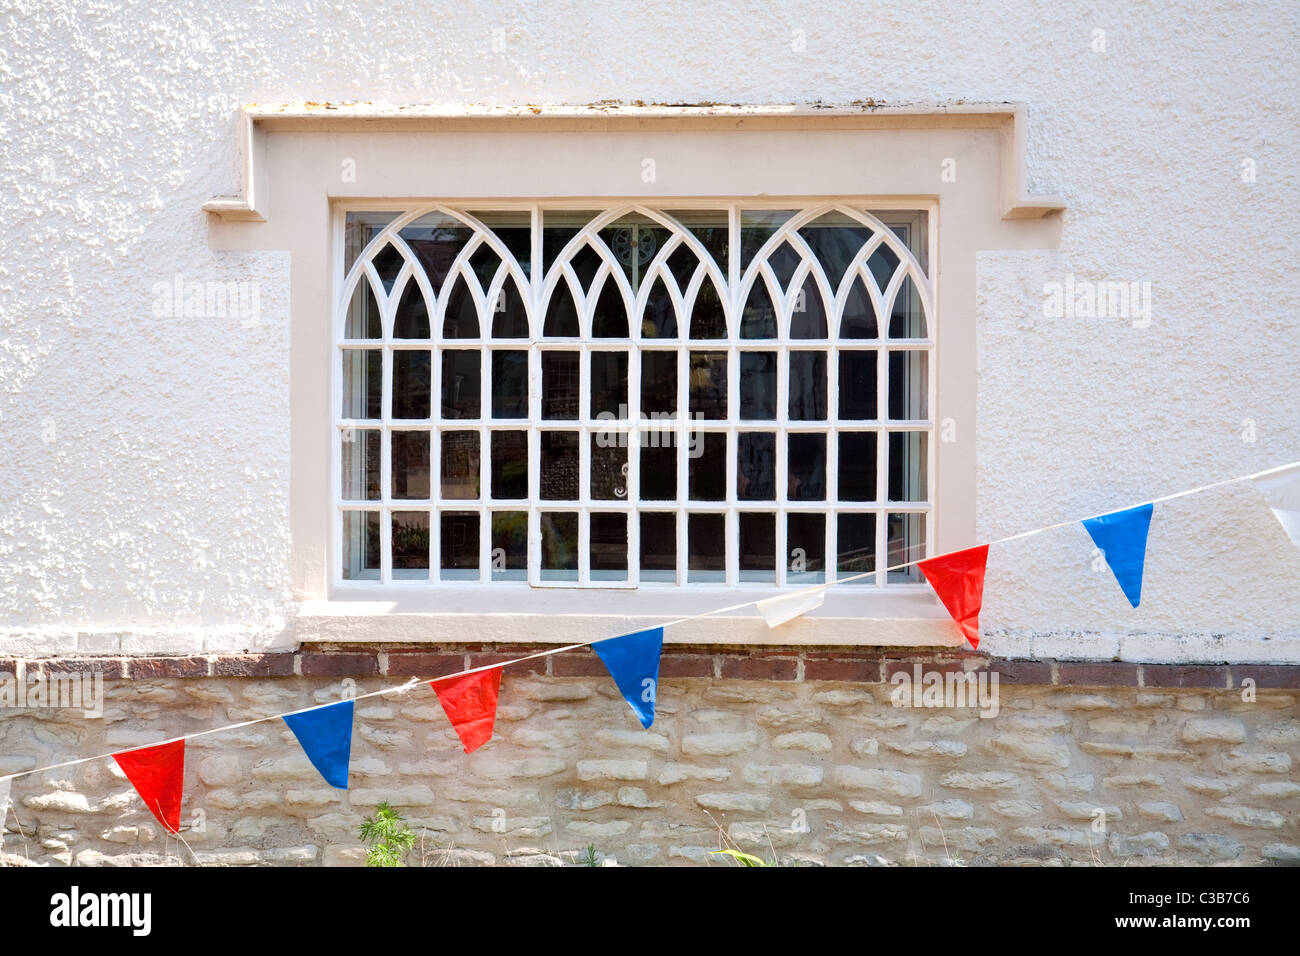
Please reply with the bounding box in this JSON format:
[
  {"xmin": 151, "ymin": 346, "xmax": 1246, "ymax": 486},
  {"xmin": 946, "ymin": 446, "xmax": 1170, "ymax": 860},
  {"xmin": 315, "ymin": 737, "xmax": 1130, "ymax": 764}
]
[{"xmin": 0, "ymin": 648, "xmax": 1296, "ymax": 867}]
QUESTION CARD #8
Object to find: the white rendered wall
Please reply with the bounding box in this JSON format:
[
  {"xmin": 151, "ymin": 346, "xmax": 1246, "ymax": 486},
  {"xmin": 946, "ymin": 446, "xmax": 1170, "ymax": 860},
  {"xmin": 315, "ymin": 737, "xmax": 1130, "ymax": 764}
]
[{"xmin": 0, "ymin": 2, "xmax": 1295, "ymax": 660}]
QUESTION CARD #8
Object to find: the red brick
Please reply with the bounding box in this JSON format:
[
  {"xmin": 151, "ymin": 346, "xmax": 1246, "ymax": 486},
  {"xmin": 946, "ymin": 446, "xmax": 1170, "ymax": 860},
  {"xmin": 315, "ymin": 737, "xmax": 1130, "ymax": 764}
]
[
  {"xmin": 36, "ymin": 658, "xmax": 127, "ymax": 679},
  {"xmin": 551, "ymin": 652, "xmax": 608, "ymax": 678},
  {"xmin": 881, "ymin": 658, "xmax": 978, "ymax": 683},
  {"xmin": 1055, "ymin": 662, "xmax": 1139, "ymax": 687},
  {"xmin": 658, "ymin": 654, "xmax": 715, "ymax": 678},
  {"xmin": 128, "ymin": 656, "xmax": 210, "ymax": 678},
  {"xmin": 299, "ymin": 652, "xmax": 380, "ymax": 677},
  {"xmin": 720, "ymin": 655, "xmax": 798, "ymax": 680},
  {"xmin": 384, "ymin": 652, "xmax": 465, "ymax": 678},
  {"xmin": 1141, "ymin": 664, "xmax": 1230, "ymax": 689},
  {"xmin": 985, "ymin": 660, "xmax": 1053, "ymax": 685},
  {"xmin": 466, "ymin": 651, "xmax": 547, "ymax": 676},
  {"xmin": 213, "ymin": 654, "xmax": 295, "ymax": 677},
  {"xmin": 1229, "ymin": 665, "xmax": 1300, "ymax": 690},
  {"xmin": 803, "ymin": 657, "xmax": 882, "ymax": 682}
]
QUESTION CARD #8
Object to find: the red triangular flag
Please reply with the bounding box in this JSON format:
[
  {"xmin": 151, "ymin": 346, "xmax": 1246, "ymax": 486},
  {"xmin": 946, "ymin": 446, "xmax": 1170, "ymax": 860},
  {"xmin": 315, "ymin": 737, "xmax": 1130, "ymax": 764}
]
[
  {"xmin": 917, "ymin": 544, "xmax": 990, "ymax": 649},
  {"xmin": 431, "ymin": 667, "xmax": 502, "ymax": 754},
  {"xmin": 112, "ymin": 740, "xmax": 185, "ymax": 833}
]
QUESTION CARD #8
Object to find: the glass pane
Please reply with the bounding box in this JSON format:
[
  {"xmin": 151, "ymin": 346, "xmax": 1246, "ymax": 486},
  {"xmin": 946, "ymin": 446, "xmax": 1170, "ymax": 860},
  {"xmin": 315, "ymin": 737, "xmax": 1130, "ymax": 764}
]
[
  {"xmin": 888, "ymin": 274, "xmax": 927, "ymax": 338},
  {"xmin": 888, "ymin": 350, "xmax": 929, "ymax": 420},
  {"xmin": 393, "ymin": 281, "xmax": 430, "ymax": 339},
  {"xmin": 342, "ymin": 511, "xmax": 380, "ymax": 581},
  {"xmin": 440, "ymin": 511, "xmax": 479, "ymax": 580},
  {"xmin": 740, "ymin": 210, "xmax": 795, "ymax": 273},
  {"xmin": 739, "ymin": 280, "xmax": 777, "ymax": 339},
  {"xmin": 341, "ymin": 428, "xmax": 380, "ymax": 500},
  {"xmin": 689, "ymin": 351, "xmax": 727, "ymax": 420},
  {"xmin": 602, "ymin": 215, "xmax": 671, "ymax": 293},
  {"xmin": 472, "ymin": 211, "xmax": 531, "ymax": 279},
  {"xmin": 491, "ymin": 511, "xmax": 528, "ymax": 581},
  {"xmin": 888, "ymin": 432, "xmax": 929, "ymax": 502},
  {"xmin": 544, "ymin": 283, "xmax": 580, "ymax": 336},
  {"xmin": 837, "ymin": 513, "xmax": 876, "ymax": 582},
  {"xmin": 344, "ymin": 280, "xmax": 382, "ymax": 339},
  {"xmin": 768, "ymin": 242, "xmax": 801, "ymax": 292},
  {"xmin": 590, "ymin": 512, "xmax": 628, "ymax": 580},
  {"xmin": 737, "ymin": 432, "xmax": 775, "ymax": 501},
  {"xmin": 887, "ymin": 512, "xmax": 925, "ymax": 583},
  {"xmin": 542, "ymin": 210, "xmax": 600, "ymax": 274},
  {"xmin": 688, "ymin": 432, "xmax": 726, "ymax": 501},
  {"xmin": 391, "ymin": 431, "xmax": 431, "ymax": 500},
  {"xmin": 542, "ymin": 351, "xmax": 580, "ymax": 420},
  {"xmin": 641, "ymin": 275, "xmax": 677, "ymax": 338},
  {"xmin": 797, "ymin": 212, "xmax": 874, "ymax": 292},
  {"xmin": 640, "ymin": 512, "xmax": 677, "ymax": 582},
  {"xmin": 839, "ymin": 351, "xmax": 877, "ymax": 420},
  {"xmin": 787, "ymin": 513, "xmax": 825, "ymax": 584},
  {"xmin": 345, "ymin": 212, "xmax": 399, "ymax": 279},
  {"xmin": 398, "ymin": 212, "xmax": 474, "ymax": 294},
  {"xmin": 665, "ymin": 209, "xmax": 729, "ymax": 273},
  {"xmin": 640, "ymin": 442, "xmax": 676, "ymax": 501},
  {"xmin": 591, "ymin": 435, "xmax": 628, "ymax": 500},
  {"xmin": 391, "ymin": 511, "xmax": 430, "ymax": 580},
  {"xmin": 490, "ymin": 279, "xmax": 529, "ymax": 338},
  {"xmin": 640, "ymin": 351, "xmax": 677, "ymax": 418},
  {"xmin": 739, "ymin": 512, "xmax": 776, "ymax": 583},
  {"xmin": 393, "ymin": 350, "xmax": 432, "ymax": 419},
  {"xmin": 591, "ymin": 351, "xmax": 628, "ymax": 419},
  {"xmin": 540, "ymin": 512, "xmax": 579, "ymax": 581},
  {"xmin": 341, "ymin": 349, "xmax": 381, "ymax": 419},
  {"xmin": 689, "ymin": 276, "xmax": 728, "ymax": 340},
  {"xmin": 441, "ymin": 350, "xmax": 480, "ymax": 419},
  {"xmin": 490, "ymin": 430, "xmax": 528, "ymax": 499},
  {"xmin": 591, "ymin": 277, "xmax": 629, "ymax": 338},
  {"xmin": 370, "ymin": 244, "xmax": 403, "ymax": 294},
  {"xmin": 739, "ymin": 352, "xmax": 776, "ymax": 420},
  {"xmin": 688, "ymin": 512, "xmax": 725, "ymax": 582},
  {"xmin": 540, "ymin": 431, "xmax": 579, "ymax": 501},
  {"xmin": 442, "ymin": 273, "xmax": 480, "ymax": 338},
  {"xmin": 491, "ymin": 351, "xmax": 528, "ymax": 419},
  {"xmin": 787, "ymin": 433, "xmax": 826, "ymax": 501},
  {"xmin": 838, "ymin": 432, "xmax": 877, "ymax": 501},
  {"xmin": 789, "ymin": 274, "xmax": 828, "ymax": 339},
  {"xmin": 788, "ymin": 351, "xmax": 827, "ymax": 421},
  {"xmin": 441, "ymin": 430, "xmax": 480, "ymax": 500},
  {"xmin": 840, "ymin": 276, "xmax": 879, "ymax": 339}
]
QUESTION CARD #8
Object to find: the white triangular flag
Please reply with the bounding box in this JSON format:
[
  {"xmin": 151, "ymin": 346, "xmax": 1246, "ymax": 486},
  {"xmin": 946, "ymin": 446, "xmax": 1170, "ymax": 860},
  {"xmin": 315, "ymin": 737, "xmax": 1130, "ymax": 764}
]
[
  {"xmin": 757, "ymin": 588, "xmax": 826, "ymax": 628},
  {"xmin": 1252, "ymin": 462, "xmax": 1300, "ymax": 550}
]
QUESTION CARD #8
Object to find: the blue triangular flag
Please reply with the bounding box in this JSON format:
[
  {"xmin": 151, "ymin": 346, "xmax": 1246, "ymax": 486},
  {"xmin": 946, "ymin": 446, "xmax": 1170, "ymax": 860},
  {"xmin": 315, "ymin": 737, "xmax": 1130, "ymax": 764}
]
[
  {"xmin": 1082, "ymin": 503, "xmax": 1154, "ymax": 608},
  {"xmin": 283, "ymin": 699, "xmax": 354, "ymax": 789},
  {"xmin": 591, "ymin": 627, "xmax": 664, "ymax": 729}
]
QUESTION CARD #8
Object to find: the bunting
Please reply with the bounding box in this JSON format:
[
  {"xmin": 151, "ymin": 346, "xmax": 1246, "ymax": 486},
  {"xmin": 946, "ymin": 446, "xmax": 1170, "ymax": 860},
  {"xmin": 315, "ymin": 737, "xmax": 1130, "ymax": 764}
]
[
  {"xmin": 1252, "ymin": 462, "xmax": 1300, "ymax": 550},
  {"xmin": 0, "ymin": 464, "xmax": 1293, "ymax": 818},
  {"xmin": 112, "ymin": 740, "xmax": 185, "ymax": 834},
  {"xmin": 283, "ymin": 700, "xmax": 354, "ymax": 789},
  {"xmin": 917, "ymin": 545, "xmax": 990, "ymax": 649},
  {"xmin": 432, "ymin": 667, "xmax": 503, "ymax": 754},
  {"xmin": 592, "ymin": 628, "xmax": 664, "ymax": 729},
  {"xmin": 757, "ymin": 588, "xmax": 826, "ymax": 627},
  {"xmin": 1082, "ymin": 503, "xmax": 1154, "ymax": 608}
]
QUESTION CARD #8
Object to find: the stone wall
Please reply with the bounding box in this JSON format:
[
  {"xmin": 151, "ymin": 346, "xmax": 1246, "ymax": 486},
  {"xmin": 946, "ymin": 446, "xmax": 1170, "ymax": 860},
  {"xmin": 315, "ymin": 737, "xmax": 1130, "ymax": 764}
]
[{"xmin": 1, "ymin": 648, "xmax": 1297, "ymax": 867}]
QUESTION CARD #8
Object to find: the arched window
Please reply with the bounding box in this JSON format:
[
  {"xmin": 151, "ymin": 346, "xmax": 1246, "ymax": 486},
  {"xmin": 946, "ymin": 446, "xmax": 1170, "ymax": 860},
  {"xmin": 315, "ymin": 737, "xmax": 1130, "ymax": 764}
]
[{"xmin": 336, "ymin": 204, "xmax": 933, "ymax": 588}]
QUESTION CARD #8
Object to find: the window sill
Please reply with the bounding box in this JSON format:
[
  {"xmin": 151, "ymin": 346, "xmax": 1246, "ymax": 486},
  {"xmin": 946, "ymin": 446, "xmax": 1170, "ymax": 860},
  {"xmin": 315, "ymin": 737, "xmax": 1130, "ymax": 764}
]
[{"xmin": 296, "ymin": 587, "xmax": 959, "ymax": 647}]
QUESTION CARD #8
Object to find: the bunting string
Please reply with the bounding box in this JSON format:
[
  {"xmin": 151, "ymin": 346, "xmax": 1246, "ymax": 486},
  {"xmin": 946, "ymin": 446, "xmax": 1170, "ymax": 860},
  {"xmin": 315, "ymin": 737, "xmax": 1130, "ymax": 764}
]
[{"xmin": 1, "ymin": 461, "xmax": 1296, "ymax": 810}]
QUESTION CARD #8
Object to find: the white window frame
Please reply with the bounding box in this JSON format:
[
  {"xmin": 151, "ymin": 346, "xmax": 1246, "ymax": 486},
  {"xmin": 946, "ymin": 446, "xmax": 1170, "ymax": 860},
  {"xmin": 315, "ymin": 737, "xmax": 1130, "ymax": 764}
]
[{"xmin": 331, "ymin": 201, "xmax": 937, "ymax": 602}]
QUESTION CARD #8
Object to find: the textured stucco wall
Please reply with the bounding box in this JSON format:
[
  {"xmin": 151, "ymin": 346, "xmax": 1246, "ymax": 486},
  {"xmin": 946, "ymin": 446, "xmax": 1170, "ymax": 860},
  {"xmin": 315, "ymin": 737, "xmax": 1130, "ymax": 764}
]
[{"xmin": 0, "ymin": 1, "xmax": 1296, "ymax": 658}]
